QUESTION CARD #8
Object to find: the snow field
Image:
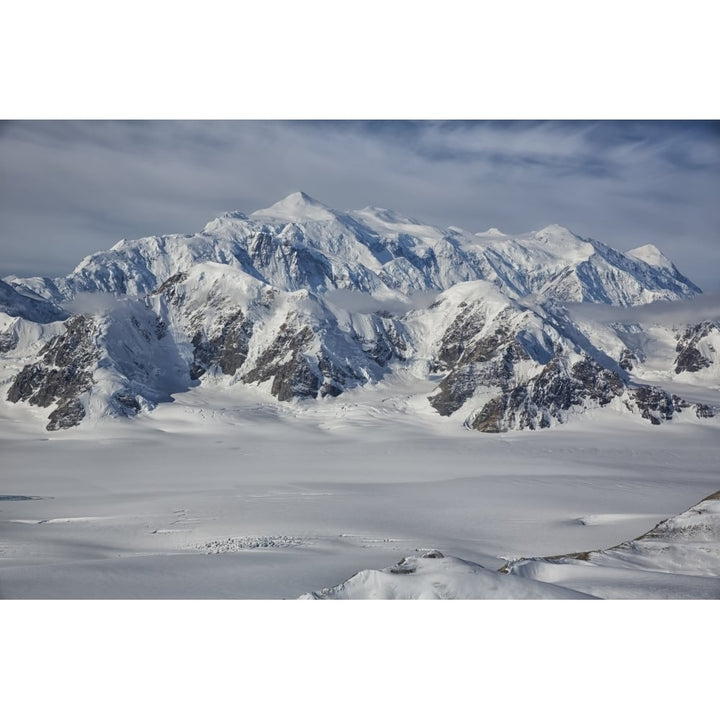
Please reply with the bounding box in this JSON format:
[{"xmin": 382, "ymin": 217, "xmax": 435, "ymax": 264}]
[{"xmin": 1, "ymin": 381, "xmax": 718, "ymax": 598}]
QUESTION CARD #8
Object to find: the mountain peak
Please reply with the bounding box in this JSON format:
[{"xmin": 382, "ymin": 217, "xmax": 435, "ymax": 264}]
[
  {"xmin": 535, "ymin": 224, "xmax": 577, "ymax": 238},
  {"xmin": 285, "ymin": 190, "xmax": 321, "ymax": 205},
  {"xmin": 250, "ymin": 192, "xmax": 335, "ymax": 222},
  {"xmin": 627, "ymin": 243, "xmax": 674, "ymax": 271},
  {"xmin": 475, "ymin": 227, "xmax": 506, "ymax": 237}
]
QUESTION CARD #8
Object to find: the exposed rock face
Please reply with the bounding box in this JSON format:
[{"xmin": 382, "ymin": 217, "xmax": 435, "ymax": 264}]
[
  {"xmin": 0, "ymin": 329, "xmax": 18, "ymax": 352},
  {"xmin": 469, "ymin": 395, "xmax": 507, "ymax": 432},
  {"xmin": 150, "ymin": 271, "xmax": 188, "ymax": 299},
  {"xmin": 676, "ymin": 346, "xmax": 711, "ymax": 374},
  {"xmin": 432, "ymin": 340, "xmax": 527, "ymax": 416},
  {"xmin": 619, "ymin": 349, "xmax": 637, "ymax": 371},
  {"xmin": 6, "ymin": 315, "xmax": 99, "ymax": 430},
  {"xmin": 424, "ymin": 290, "xmax": 707, "ymax": 432},
  {"xmin": 112, "ymin": 393, "xmax": 142, "ymax": 415},
  {"xmin": 190, "ymin": 309, "xmax": 254, "ymax": 380},
  {"xmin": 431, "ymin": 303, "xmax": 487, "ymax": 372},
  {"xmin": 428, "ymin": 303, "xmax": 527, "ymax": 417},
  {"xmin": 240, "ymin": 310, "xmax": 388, "ymax": 401},
  {"xmin": 147, "ymin": 267, "xmax": 410, "ymax": 405},
  {"xmin": 426, "ymin": 295, "xmax": 639, "ymax": 432},
  {"xmin": 7, "ymin": 363, "xmax": 94, "ymax": 409},
  {"xmin": 47, "ymin": 398, "xmax": 86, "ymax": 430},
  {"xmin": 570, "ymin": 359, "xmax": 625, "ymax": 403},
  {"xmin": 468, "ymin": 363, "xmax": 709, "ymax": 433},
  {"xmin": 675, "ymin": 321, "xmax": 716, "ymax": 373},
  {"xmin": 242, "ymin": 322, "xmax": 320, "ymax": 400},
  {"xmin": 671, "ymin": 394, "xmax": 691, "ymax": 413},
  {"xmin": 696, "ymin": 404, "xmax": 716, "ymax": 419},
  {"xmin": 631, "ymin": 385, "xmax": 674, "ymax": 425},
  {"xmin": 468, "ymin": 355, "xmax": 625, "ymax": 432},
  {"xmin": 363, "ymin": 318, "xmax": 408, "ymax": 367},
  {"xmin": 37, "ymin": 315, "xmax": 98, "ymax": 370},
  {"xmin": 431, "ymin": 364, "xmax": 487, "ymax": 417}
]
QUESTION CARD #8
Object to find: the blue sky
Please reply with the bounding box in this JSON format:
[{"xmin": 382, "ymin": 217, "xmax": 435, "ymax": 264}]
[{"xmin": 1, "ymin": 120, "xmax": 718, "ymax": 290}]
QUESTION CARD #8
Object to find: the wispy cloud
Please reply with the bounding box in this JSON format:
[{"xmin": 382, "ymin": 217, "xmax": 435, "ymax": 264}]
[{"xmin": 566, "ymin": 292, "xmax": 720, "ymax": 325}]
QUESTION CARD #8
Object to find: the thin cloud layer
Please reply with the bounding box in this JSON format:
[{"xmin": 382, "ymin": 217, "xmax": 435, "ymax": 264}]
[
  {"xmin": 566, "ymin": 292, "xmax": 720, "ymax": 326},
  {"xmin": 1, "ymin": 120, "xmax": 718, "ymax": 290}
]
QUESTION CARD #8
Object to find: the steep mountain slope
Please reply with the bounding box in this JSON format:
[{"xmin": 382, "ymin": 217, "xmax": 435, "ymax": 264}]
[{"xmin": 1, "ymin": 192, "xmax": 715, "ymax": 431}]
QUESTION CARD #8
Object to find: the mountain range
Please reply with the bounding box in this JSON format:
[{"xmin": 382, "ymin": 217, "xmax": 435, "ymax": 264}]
[{"xmin": 1, "ymin": 192, "xmax": 717, "ymax": 431}]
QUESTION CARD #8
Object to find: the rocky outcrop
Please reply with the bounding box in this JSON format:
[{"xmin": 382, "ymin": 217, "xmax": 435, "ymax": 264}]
[
  {"xmin": 675, "ymin": 321, "xmax": 716, "ymax": 373},
  {"xmin": 47, "ymin": 398, "xmax": 86, "ymax": 430},
  {"xmin": 242, "ymin": 322, "xmax": 319, "ymax": 400},
  {"xmin": 112, "ymin": 393, "xmax": 142, "ymax": 416},
  {"xmin": 675, "ymin": 346, "xmax": 711, "ymax": 374},
  {"xmin": 428, "ymin": 302, "xmax": 529, "ymax": 416},
  {"xmin": 619, "ymin": 348, "xmax": 637, "ymax": 371},
  {"xmin": 431, "ymin": 303, "xmax": 487, "ymax": 372},
  {"xmin": 431, "ymin": 364, "xmax": 487, "ymax": 417},
  {"xmin": 189, "ymin": 309, "xmax": 254, "ymax": 380},
  {"xmin": 149, "ymin": 271, "xmax": 188, "ymax": 299},
  {"xmin": 240, "ymin": 312, "xmax": 385, "ymax": 401},
  {"xmin": 696, "ymin": 404, "xmax": 716, "ymax": 419},
  {"xmin": 631, "ymin": 385, "xmax": 675, "ymax": 425},
  {"xmin": 467, "ymin": 355, "xmax": 625, "ymax": 432},
  {"xmin": 362, "ymin": 318, "xmax": 408, "ymax": 367},
  {"xmin": 468, "ymin": 395, "xmax": 507, "ymax": 432},
  {"xmin": 0, "ymin": 329, "xmax": 18, "ymax": 352},
  {"xmin": 6, "ymin": 315, "xmax": 99, "ymax": 430}
]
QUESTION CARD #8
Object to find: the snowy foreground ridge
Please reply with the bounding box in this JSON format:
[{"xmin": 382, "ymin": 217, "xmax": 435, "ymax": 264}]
[
  {"xmin": 302, "ymin": 492, "xmax": 720, "ymax": 599},
  {"xmin": 300, "ymin": 551, "xmax": 596, "ymax": 599},
  {"xmin": 1, "ymin": 192, "xmax": 718, "ymax": 433}
]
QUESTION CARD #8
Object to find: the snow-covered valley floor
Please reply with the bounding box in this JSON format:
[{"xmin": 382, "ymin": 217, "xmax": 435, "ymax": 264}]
[{"xmin": 1, "ymin": 381, "xmax": 719, "ymax": 599}]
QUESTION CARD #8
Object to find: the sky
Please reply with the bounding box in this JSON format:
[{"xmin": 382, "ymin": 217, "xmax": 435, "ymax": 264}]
[{"xmin": 1, "ymin": 120, "xmax": 719, "ymax": 291}]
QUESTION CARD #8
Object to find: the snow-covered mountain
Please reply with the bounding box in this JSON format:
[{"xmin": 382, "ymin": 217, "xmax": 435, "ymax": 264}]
[
  {"xmin": 1, "ymin": 192, "xmax": 716, "ymax": 431},
  {"xmin": 7, "ymin": 191, "xmax": 699, "ymax": 304}
]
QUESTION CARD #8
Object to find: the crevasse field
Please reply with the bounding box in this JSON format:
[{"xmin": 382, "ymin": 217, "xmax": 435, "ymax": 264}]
[{"xmin": 2, "ymin": 376, "xmax": 718, "ymax": 600}]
